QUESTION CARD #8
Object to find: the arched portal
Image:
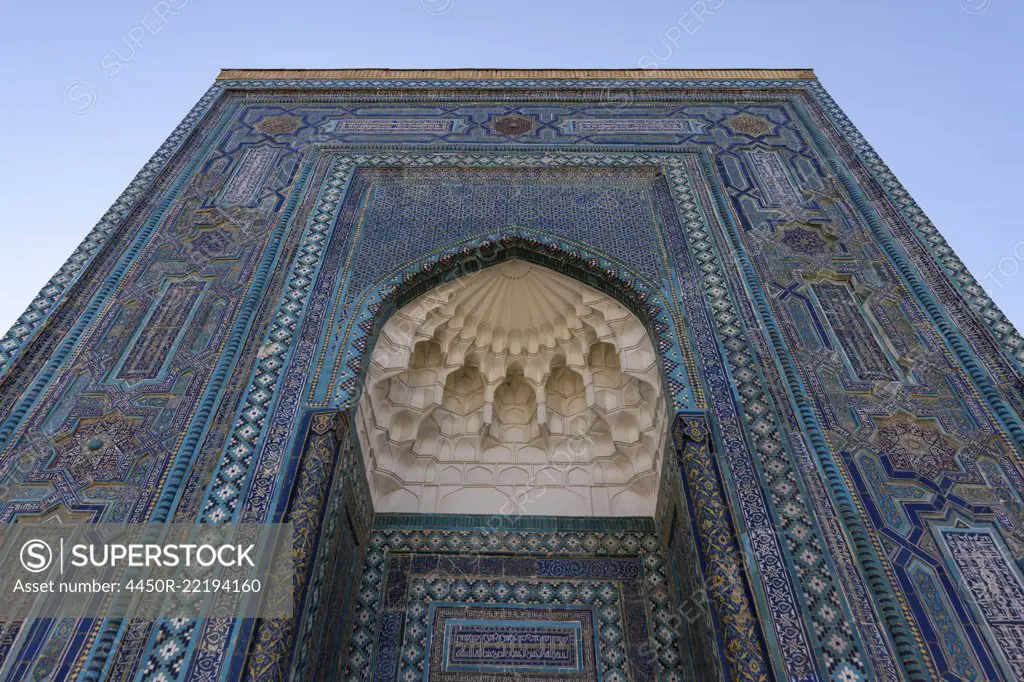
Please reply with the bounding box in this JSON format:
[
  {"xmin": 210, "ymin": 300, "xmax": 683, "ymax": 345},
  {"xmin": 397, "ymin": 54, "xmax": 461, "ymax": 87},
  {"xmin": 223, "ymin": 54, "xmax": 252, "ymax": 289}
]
[
  {"xmin": 326, "ymin": 227, "xmax": 695, "ymax": 414},
  {"xmin": 265, "ymin": 229, "xmax": 768, "ymax": 682},
  {"xmin": 356, "ymin": 259, "xmax": 666, "ymax": 516}
]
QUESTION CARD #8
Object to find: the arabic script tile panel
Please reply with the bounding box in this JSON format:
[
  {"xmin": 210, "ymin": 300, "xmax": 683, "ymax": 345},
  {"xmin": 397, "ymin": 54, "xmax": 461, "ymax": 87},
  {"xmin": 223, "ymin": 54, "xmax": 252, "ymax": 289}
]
[{"xmin": 0, "ymin": 75, "xmax": 1021, "ymax": 682}]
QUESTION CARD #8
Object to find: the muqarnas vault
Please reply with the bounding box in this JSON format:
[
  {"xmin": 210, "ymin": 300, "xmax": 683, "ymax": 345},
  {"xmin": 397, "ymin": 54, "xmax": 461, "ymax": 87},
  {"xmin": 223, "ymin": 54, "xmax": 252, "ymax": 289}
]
[{"xmin": 0, "ymin": 68, "xmax": 1023, "ymax": 682}]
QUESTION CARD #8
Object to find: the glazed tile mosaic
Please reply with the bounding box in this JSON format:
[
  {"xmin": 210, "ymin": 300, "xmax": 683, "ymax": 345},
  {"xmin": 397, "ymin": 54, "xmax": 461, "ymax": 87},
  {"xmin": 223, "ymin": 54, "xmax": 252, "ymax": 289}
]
[
  {"xmin": 0, "ymin": 69, "xmax": 1021, "ymax": 682},
  {"xmin": 347, "ymin": 524, "xmax": 681, "ymax": 682}
]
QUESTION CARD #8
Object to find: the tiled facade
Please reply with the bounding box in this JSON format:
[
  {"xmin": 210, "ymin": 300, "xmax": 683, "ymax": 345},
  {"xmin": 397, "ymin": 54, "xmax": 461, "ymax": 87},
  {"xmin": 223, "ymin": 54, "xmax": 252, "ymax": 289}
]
[{"xmin": 0, "ymin": 69, "xmax": 1022, "ymax": 681}]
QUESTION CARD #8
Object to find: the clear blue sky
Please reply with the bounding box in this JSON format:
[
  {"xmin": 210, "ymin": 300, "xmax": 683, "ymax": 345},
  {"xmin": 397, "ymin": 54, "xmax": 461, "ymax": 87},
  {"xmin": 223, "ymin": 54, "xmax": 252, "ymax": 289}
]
[{"xmin": 0, "ymin": 0, "xmax": 1021, "ymax": 339}]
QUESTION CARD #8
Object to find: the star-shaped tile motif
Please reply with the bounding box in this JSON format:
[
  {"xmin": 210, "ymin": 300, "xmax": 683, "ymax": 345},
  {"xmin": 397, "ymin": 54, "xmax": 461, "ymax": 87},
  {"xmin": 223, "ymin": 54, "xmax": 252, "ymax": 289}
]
[
  {"xmin": 723, "ymin": 113, "xmax": 775, "ymax": 137},
  {"xmin": 489, "ymin": 114, "xmax": 536, "ymax": 137},
  {"xmin": 874, "ymin": 414, "xmax": 961, "ymax": 480},
  {"xmin": 255, "ymin": 114, "xmax": 301, "ymax": 136}
]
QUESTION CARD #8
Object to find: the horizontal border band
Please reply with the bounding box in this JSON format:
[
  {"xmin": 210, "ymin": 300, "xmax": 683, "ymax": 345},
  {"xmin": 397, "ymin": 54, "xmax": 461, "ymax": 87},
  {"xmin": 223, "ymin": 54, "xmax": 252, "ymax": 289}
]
[{"xmin": 216, "ymin": 68, "xmax": 817, "ymax": 81}]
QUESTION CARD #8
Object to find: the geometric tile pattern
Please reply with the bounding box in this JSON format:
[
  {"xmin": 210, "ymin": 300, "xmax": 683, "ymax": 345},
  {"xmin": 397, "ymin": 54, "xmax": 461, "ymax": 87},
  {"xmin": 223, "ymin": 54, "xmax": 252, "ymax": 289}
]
[
  {"xmin": 1, "ymin": 71, "xmax": 1023, "ymax": 682},
  {"xmin": 347, "ymin": 525, "xmax": 684, "ymax": 682}
]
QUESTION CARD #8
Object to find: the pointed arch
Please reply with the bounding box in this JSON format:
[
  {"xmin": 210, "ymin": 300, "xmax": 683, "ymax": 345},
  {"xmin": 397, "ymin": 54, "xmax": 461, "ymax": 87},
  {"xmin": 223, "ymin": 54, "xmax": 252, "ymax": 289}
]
[{"xmin": 329, "ymin": 226, "xmax": 696, "ymax": 412}]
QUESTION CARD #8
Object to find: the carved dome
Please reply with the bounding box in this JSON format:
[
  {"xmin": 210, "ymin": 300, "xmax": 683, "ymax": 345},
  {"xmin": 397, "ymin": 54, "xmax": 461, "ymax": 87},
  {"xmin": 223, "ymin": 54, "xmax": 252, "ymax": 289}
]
[{"xmin": 355, "ymin": 260, "xmax": 666, "ymax": 516}]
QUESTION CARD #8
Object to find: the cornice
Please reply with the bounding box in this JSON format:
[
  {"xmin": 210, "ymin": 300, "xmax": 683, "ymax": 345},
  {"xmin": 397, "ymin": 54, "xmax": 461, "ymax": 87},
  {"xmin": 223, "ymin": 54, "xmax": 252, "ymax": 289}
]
[{"xmin": 217, "ymin": 68, "xmax": 816, "ymax": 81}]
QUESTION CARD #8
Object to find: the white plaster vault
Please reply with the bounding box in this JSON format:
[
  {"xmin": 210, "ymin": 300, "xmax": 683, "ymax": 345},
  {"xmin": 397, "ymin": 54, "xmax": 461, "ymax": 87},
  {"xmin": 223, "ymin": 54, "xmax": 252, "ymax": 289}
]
[{"xmin": 355, "ymin": 260, "xmax": 667, "ymax": 516}]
